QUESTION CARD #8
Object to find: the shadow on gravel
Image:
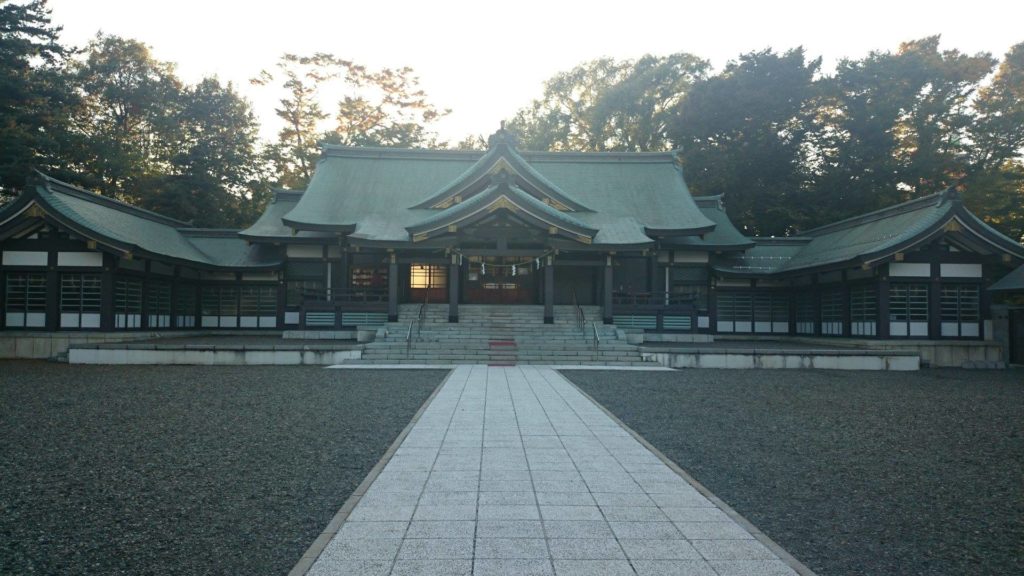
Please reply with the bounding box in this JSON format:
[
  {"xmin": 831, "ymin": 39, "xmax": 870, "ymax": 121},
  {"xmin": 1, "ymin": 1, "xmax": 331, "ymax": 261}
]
[
  {"xmin": 564, "ymin": 368, "xmax": 1024, "ymax": 576},
  {"xmin": 0, "ymin": 362, "xmax": 446, "ymax": 575}
]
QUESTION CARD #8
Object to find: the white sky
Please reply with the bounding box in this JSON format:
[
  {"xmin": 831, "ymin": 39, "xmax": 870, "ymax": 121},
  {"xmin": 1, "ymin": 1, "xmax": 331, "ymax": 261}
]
[{"xmin": 43, "ymin": 0, "xmax": 1024, "ymax": 144}]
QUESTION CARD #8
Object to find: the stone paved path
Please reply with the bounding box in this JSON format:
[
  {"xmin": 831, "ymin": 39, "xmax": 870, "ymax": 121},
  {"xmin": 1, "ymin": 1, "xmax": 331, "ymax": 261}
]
[{"xmin": 307, "ymin": 366, "xmax": 802, "ymax": 576}]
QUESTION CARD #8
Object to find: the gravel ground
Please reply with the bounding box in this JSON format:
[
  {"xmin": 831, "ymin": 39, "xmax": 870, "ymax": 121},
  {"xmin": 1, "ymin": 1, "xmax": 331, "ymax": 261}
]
[
  {"xmin": 563, "ymin": 368, "xmax": 1024, "ymax": 576},
  {"xmin": 0, "ymin": 362, "xmax": 446, "ymax": 575}
]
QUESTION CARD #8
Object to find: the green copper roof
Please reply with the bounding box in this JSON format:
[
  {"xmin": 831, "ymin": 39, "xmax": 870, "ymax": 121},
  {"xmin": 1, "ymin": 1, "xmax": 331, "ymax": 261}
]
[
  {"xmin": 10, "ymin": 174, "xmax": 281, "ymax": 269},
  {"xmin": 407, "ymin": 178, "xmax": 597, "ymax": 242},
  {"xmin": 282, "ymin": 138, "xmax": 715, "ymax": 245},
  {"xmin": 989, "ymin": 264, "xmax": 1024, "ymax": 292},
  {"xmin": 239, "ymin": 189, "xmax": 332, "ymax": 242},
  {"xmin": 662, "ymin": 195, "xmax": 754, "ymax": 251},
  {"xmin": 713, "ymin": 238, "xmax": 810, "ymax": 275},
  {"xmin": 712, "ymin": 189, "xmax": 1024, "ymax": 276}
]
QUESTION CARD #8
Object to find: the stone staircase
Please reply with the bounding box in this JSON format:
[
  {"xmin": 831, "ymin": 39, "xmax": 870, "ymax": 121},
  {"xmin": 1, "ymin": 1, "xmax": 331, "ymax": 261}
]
[{"xmin": 353, "ymin": 304, "xmax": 654, "ymax": 366}]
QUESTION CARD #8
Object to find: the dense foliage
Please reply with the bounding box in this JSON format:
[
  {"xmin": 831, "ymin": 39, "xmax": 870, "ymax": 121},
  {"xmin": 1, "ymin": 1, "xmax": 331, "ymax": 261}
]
[{"xmin": 1, "ymin": 1, "xmax": 1022, "ymax": 238}]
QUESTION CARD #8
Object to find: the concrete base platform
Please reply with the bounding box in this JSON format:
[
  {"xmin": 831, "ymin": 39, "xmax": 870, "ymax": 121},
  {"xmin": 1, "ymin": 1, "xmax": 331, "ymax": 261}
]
[
  {"xmin": 67, "ymin": 336, "xmax": 362, "ymax": 365},
  {"xmin": 641, "ymin": 342, "xmax": 920, "ymax": 371}
]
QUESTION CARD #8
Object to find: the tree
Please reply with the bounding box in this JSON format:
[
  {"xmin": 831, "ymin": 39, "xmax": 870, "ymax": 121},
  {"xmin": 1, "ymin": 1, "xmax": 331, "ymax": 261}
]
[
  {"xmin": 62, "ymin": 33, "xmax": 183, "ymax": 201},
  {"xmin": 962, "ymin": 42, "xmax": 1024, "ymax": 241},
  {"xmin": 251, "ymin": 53, "xmax": 337, "ymax": 189},
  {"xmin": 0, "ymin": 0, "xmax": 70, "ymax": 198},
  {"xmin": 508, "ymin": 53, "xmax": 709, "ymax": 151},
  {"xmin": 330, "ymin": 64, "xmax": 449, "ymax": 148},
  {"xmin": 144, "ymin": 78, "xmax": 271, "ymax": 227},
  {"xmin": 253, "ymin": 53, "xmax": 449, "ymax": 189},
  {"xmin": 806, "ymin": 37, "xmax": 995, "ymax": 223},
  {"xmin": 670, "ymin": 48, "xmax": 821, "ymax": 234}
]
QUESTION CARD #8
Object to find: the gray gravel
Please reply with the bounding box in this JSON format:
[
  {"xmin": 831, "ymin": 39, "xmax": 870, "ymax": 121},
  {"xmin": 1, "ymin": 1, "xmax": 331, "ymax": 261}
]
[
  {"xmin": 563, "ymin": 368, "xmax": 1024, "ymax": 576},
  {"xmin": 0, "ymin": 362, "xmax": 446, "ymax": 575}
]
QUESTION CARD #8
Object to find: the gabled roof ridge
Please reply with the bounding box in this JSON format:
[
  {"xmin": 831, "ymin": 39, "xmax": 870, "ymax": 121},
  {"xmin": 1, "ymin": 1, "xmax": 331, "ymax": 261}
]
[
  {"xmin": 179, "ymin": 228, "xmax": 244, "ymax": 237},
  {"xmin": 693, "ymin": 194, "xmax": 724, "ymax": 207},
  {"xmin": 35, "ymin": 171, "xmax": 194, "ymax": 229},
  {"xmin": 408, "ymin": 182, "xmax": 595, "ymax": 236},
  {"xmin": 750, "ymin": 236, "xmax": 813, "ymax": 244},
  {"xmin": 800, "ymin": 190, "xmax": 951, "ymax": 237},
  {"xmin": 411, "ymin": 139, "xmax": 592, "ymax": 212},
  {"xmin": 319, "ymin": 143, "xmax": 680, "ymax": 163},
  {"xmin": 273, "ymin": 188, "xmax": 304, "ymax": 200}
]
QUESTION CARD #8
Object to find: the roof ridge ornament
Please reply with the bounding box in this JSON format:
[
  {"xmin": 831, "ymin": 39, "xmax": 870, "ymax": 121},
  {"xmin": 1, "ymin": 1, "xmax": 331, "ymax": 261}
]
[{"xmin": 487, "ymin": 123, "xmax": 518, "ymax": 150}]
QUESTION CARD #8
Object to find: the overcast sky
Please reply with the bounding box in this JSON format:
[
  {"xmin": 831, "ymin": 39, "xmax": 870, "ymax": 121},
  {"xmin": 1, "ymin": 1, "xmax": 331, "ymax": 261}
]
[{"xmin": 44, "ymin": 0, "xmax": 1024, "ymax": 143}]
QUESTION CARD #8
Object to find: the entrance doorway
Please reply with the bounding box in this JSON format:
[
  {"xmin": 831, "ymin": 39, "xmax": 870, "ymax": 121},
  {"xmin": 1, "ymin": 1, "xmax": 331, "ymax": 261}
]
[
  {"xmin": 464, "ymin": 257, "xmax": 538, "ymax": 304},
  {"xmin": 1011, "ymin": 309, "xmax": 1024, "ymax": 364}
]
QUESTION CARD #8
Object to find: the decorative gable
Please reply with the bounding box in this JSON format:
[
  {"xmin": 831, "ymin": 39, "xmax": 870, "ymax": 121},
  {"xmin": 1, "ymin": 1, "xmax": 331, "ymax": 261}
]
[{"xmin": 413, "ymin": 127, "xmax": 591, "ymax": 213}]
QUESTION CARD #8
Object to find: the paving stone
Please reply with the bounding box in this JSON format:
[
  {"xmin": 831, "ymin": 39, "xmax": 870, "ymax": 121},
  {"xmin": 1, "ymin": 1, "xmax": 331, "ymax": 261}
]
[
  {"xmin": 535, "ymin": 492, "xmax": 596, "ymax": 506},
  {"xmin": 306, "ymin": 559, "xmax": 392, "ymax": 576},
  {"xmin": 659, "ymin": 507, "xmax": 731, "ymax": 523},
  {"xmin": 479, "ymin": 491, "xmax": 536, "ymax": 506},
  {"xmin": 547, "ymin": 538, "xmax": 626, "ymax": 560},
  {"xmin": 692, "ymin": 539, "xmax": 776, "ymax": 560},
  {"xmin": 476, "ymin": 519, "xmax": 546, "ymax": 538},
  {"xmin": 542, "ymin": 520, "xmax": 614, "ymax": 539},
  {"xmin": 318, "ymin": 537, "xmax": 401, "ymax": 560},
  {"xmin": 608, "ymin": 521, "xmax": 682, "ymax": 540},
  {"xmin": 398, "ymin": 538, "xmax": 475, "ymax": 559},
  {"xmin": 600, "ymin": 506, "xmax": 670, "ymax": 522},
  {"xmin": 478, "ymin": 504, "xmax": 541, "ymax": 520},
  {"xmin": 551, "ymin": 559, "xmax": 636, "ymax": 576},
  {"xmin": 472, "ymin": 558, "xmax": 555, "ymax": 576},
  {"xmin": 347, "ymin": 504, "xmax": 417, "ymax": 522},
  {"xmin": 619, "ymin": 539, "xmax": 702, "ymax": 560},
  {"xmin": 479, "ymin": 479, "xmax": 535, "ymax": 492},
  {"xmin": 391, "ymin": 558, "xmax": 474, "ymax": 575},
  {"xmin": 708, "ymin": 559, "xmax": 799, "ymax": 575},
  {"xmin": 419, "ymin": 491, "xmax": 478, "ymax": 506},
  {"xmin": 336, "ymin": 521, "xmax": 408, "ymax": 539},
  {"xmin": 406, "ymin": 520, "xmax": 477, "ymax": 539},
  {"xmin": 413, "ymin": 504, "xmax": 478, "ymax": 521},
  {"xmin": 674, "ymin": 521, "xmax": 754, "ymax": 540},
  {"xmin": 631, "ymin": 559, "xmax": 718, "ymax": 576},
  {"xmin": 474, "ymin": 538, "xmax": 549, "ymax": 559},
  {"xmin": 539, "ymin": 505, "xmax": 605, "ymax": 521},
  {"xmin": 591, "ymin": 492, "xmax": 656, "ymax": 507}
]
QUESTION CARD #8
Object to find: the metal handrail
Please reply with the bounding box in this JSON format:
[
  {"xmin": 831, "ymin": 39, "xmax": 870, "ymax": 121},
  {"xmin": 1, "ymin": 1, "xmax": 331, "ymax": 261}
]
[
  {"xmin": 592, "ymin": 321, "xmax": 601, "ymax": 349},
  {"xmin": 408, "ymin": 293, "xmax": 428, "ymax": 354},
  {"xmin": 570, "ymin": 288, "xmax": 585, "ymax": 333}
]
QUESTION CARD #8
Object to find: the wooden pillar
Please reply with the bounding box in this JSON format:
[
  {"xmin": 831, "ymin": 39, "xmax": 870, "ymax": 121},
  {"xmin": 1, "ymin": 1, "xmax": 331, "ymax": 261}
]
[
  {"xmin": 276, "ymin": 269, "xmax": 286, "ymax": 329},
  {"xmin": 708, "ymin": 281, "xmax": 718, "ymax": 334},
  {"xmin": 877, "ymin": 272, "xmax": 890, "ymax": 339},
  {"xmin": 603, "ymin": 254, "xmax": 613, "ymax": 324},
  {"xmin": 448, "ymin": 254, "xmax": 459, "ymax": 323},
  {"xmin": 169, "ymin": 266, "xmax": 180, "ymax": 329},
  {"xmin": 140, "ymin": 260, "xmax": 151, "ymax": 329},
  {"xmin": 45, "ymin": 250, "xmax": 58, "ymax": 331},
  {"xmin": 788, "ymin": 288, "xmax": 797, "ymax": 335},
  {"xmin": 840, "ymin": 271, "xmax": 851, "ymax": 337},
  {"xmin": 812, "ymin": 278, "xmax": 822, "ymax": 336},
  {"xmin": 339, "ymin": 250, "xmax": 350, "ymax": 291},
  {"xmin": 387, "ymin": 252, "xmax": 398, "ymax": 322},
  {"xmin": 928, "ymin": 261, "xmax": 941, "ymax": 339},
  {"xmin": 544, "ymin": 256, "xmax": 554, "ymax": 324},
  {"xmin": 647, "ymin": 253, "xmax": 658, "ymax": 293},
  {"xmin": 100, "ymin": 253, "xmax": 115, "ymax": 331}
]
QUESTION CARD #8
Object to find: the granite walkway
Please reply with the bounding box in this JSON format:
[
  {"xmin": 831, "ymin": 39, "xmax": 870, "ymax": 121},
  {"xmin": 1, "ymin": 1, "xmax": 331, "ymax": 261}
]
[{"xmin": 305, "ymin": 366, "xmax": 804, "ymax": 576}]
